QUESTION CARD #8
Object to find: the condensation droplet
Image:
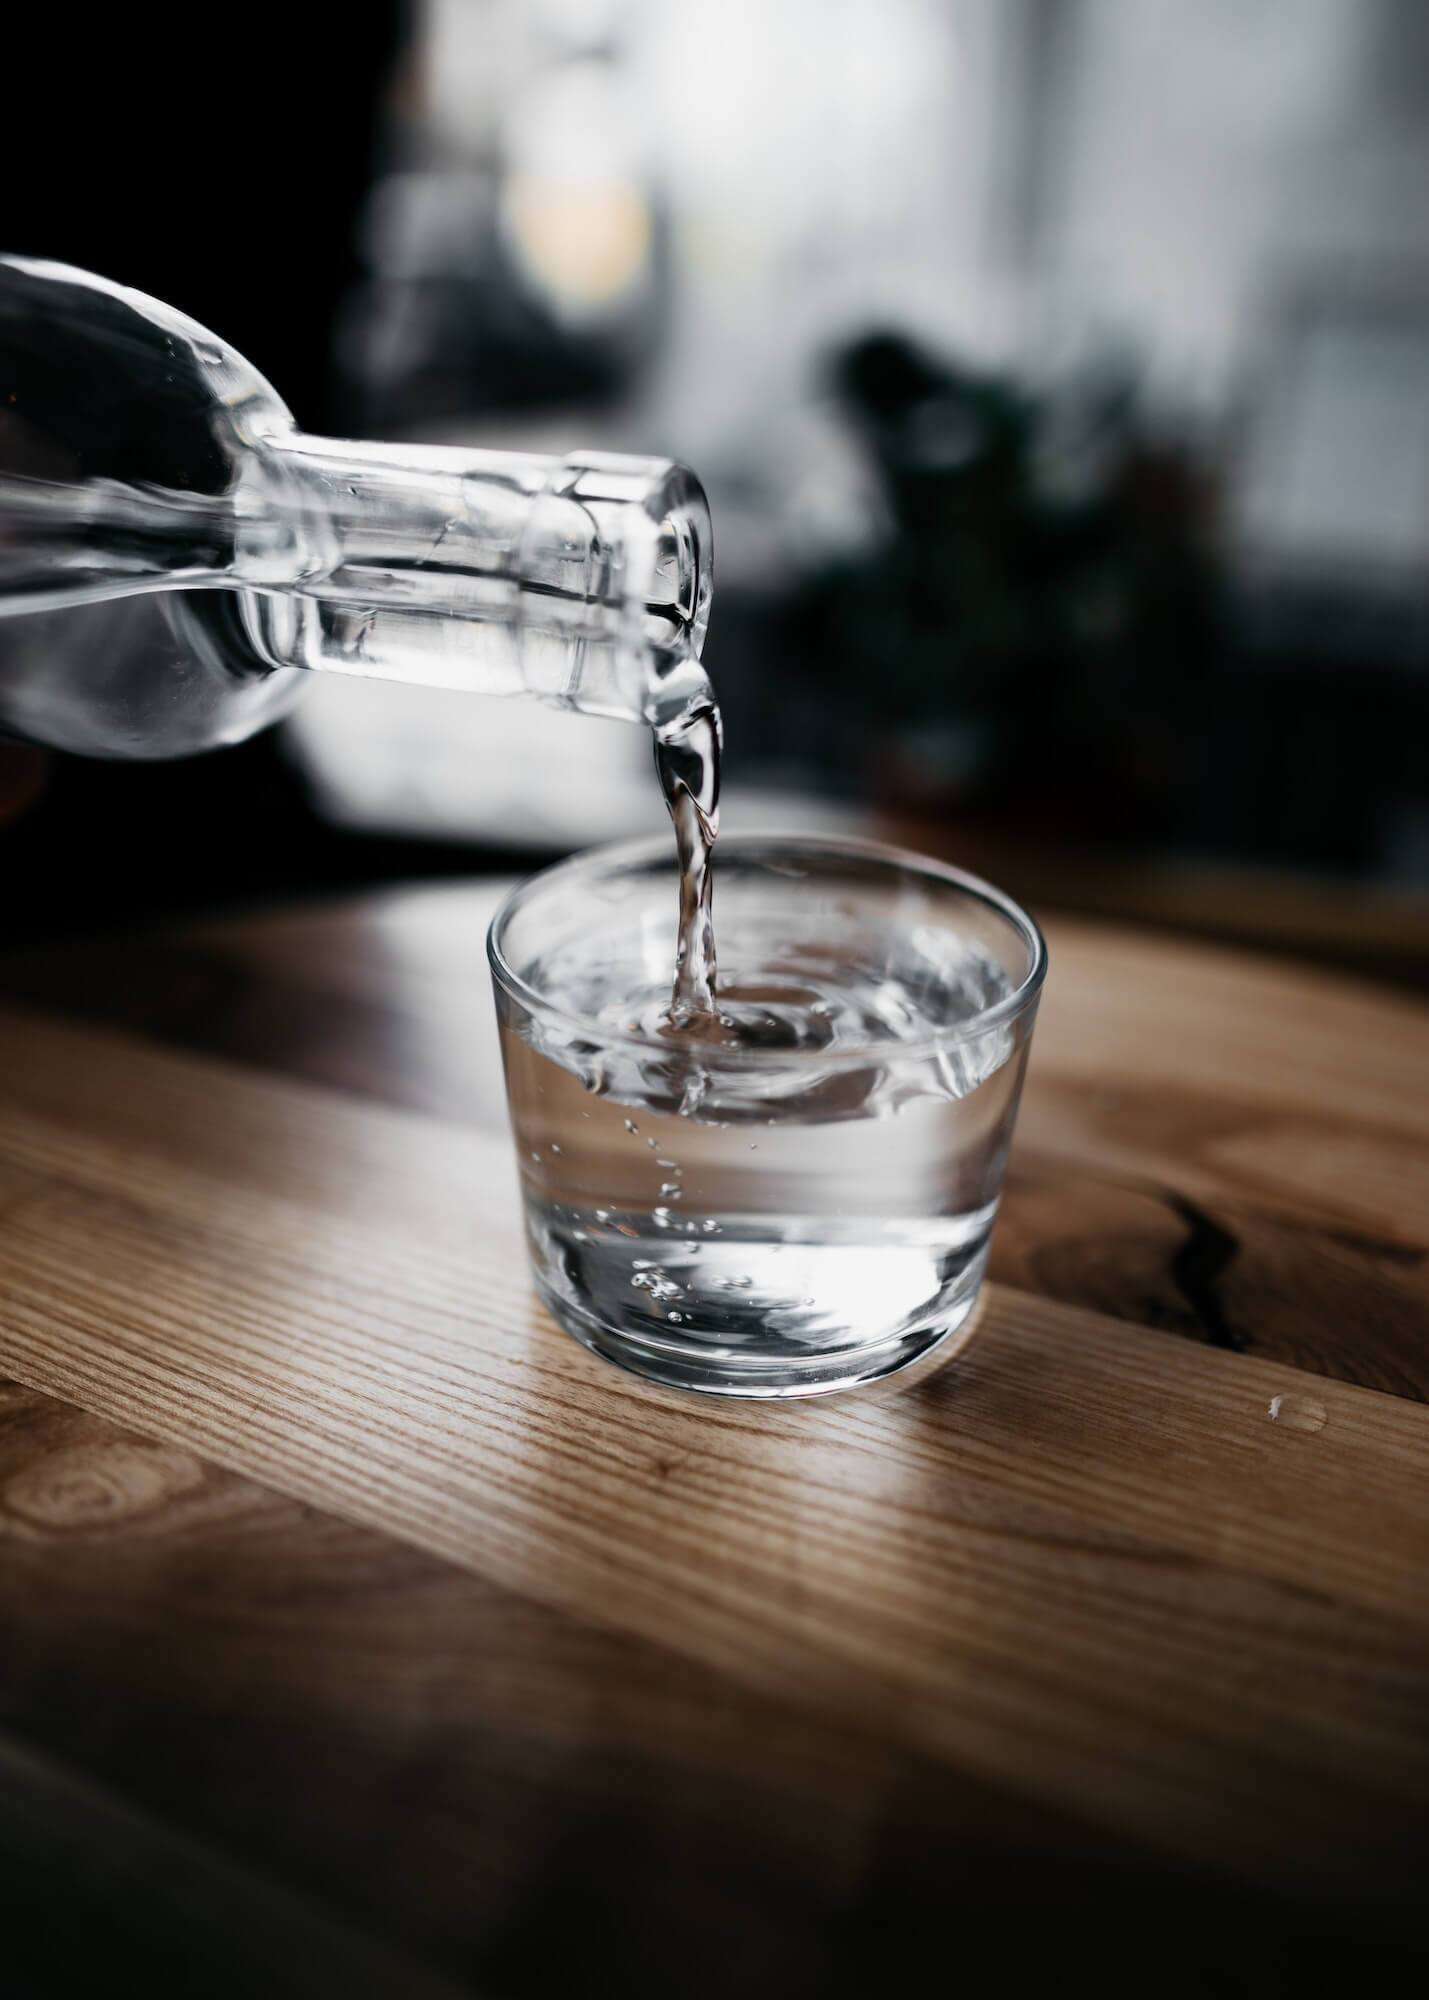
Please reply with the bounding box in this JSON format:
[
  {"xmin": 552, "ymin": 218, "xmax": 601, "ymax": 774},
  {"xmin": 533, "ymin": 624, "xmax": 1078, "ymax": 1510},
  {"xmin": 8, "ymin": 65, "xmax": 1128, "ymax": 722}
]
[
  {"xmin": 1268, "ymin": 1394, "xmax": 1328, "ymax": 1434},
  {"xmin": 653, "ymin": 1207, "xmax": 672, "ymax": 1227},
  {"xmin": 594, "ymin": 1209, "xmax": 610, "ymax": 1223},
  {"xmin": 659, "ymin": 1182, "xmax": 683, "ymax": 1199},
  {"xmin": 550, "ymin": 1143, "xmax": 562, "ymax": 1154},
  {"xmin": 656, "ymin": 1158, "xmax": 678, "ymax": 1169},
  {"xmin": 530, "ymin": 1151, "xmax": 541, "ymax": 1163},
  {"xmin": 667, "ymin": 1311, "xmax": 683, "ymax": 1322},
  {"xmin": 647, "ymin": 1137, "xmax": 658, "ymax": 1150},
  {"xmin": 624, "ymin": 1119, "xmax": 639, "ymax": 1134},
  {"xmin": 701, "ymin": 1219, "xmax": 721, "ymax": 1233}
]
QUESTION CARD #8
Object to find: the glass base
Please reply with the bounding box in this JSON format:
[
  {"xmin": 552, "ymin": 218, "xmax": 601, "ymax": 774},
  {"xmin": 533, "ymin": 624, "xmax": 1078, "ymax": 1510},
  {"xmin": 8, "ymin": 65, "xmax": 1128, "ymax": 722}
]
[{"xmin": 534, "ymin": 1271, "xmax": 985, "ymax": 1399}]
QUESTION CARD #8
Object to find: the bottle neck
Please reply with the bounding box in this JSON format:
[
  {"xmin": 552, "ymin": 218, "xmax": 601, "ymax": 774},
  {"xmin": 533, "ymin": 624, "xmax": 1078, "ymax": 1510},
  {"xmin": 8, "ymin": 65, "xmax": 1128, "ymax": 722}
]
[{"xmin": 241, "ymin": 434, "xmax": 713, "ymax": 730}]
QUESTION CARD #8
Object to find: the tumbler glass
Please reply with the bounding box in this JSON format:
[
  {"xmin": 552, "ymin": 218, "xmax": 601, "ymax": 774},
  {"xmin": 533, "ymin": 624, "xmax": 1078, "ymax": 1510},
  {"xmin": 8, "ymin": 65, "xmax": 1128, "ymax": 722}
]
[{"xmin": 489, "ymin": 835, "xmax": 1046, "ymax": 1397}]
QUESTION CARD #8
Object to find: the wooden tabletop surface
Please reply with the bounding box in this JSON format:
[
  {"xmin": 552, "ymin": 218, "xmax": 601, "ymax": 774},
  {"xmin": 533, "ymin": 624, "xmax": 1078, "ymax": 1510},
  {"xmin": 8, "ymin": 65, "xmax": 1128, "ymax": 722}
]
[{"xmin": 2, "ymin": 882, "xmax": 1428, "ymax": 1997}]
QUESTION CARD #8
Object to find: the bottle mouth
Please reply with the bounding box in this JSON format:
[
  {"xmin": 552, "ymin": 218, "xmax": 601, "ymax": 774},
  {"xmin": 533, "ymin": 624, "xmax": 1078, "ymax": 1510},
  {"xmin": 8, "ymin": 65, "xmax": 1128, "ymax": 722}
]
[
  {"xmin": 642, "ymin": 461, "xmax": 713, "ymax": 662},
  {"xmin": 549, "ymin": 452, "xmax": 714, "ymax": 730}
]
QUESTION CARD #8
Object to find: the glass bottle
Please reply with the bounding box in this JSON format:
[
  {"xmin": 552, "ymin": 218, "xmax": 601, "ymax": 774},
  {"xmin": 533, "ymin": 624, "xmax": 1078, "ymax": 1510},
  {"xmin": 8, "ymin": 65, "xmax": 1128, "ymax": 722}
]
[{"xmin": 0, "ymin": 256, "xmax": 711, "ymax": 757}]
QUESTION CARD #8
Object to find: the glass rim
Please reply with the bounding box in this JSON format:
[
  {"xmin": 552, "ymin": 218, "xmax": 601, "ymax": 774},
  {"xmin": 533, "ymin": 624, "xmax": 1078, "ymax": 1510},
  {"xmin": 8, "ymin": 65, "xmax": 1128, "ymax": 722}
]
[{"xmin": 487, "ymin": 831, "xmax": 1048, "ymax": 1069}]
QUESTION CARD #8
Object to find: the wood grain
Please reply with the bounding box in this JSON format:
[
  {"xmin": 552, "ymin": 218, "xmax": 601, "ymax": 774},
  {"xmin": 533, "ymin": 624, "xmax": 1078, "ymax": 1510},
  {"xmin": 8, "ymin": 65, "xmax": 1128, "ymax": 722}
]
[
  {"xmin": 6, "ymin": 887, "xmax": 1426, "ymax": 1395},
  {"xmin": 0, "ymin": 1380, "xmax": 949, "ymax": 1991},
  {"xmin": 7, "ymin": 1379, "xmax": 1399, "ymax": 1996},
  {"xmin": 2, "ymin": 887, "xmax": 1428, "ymax": 1991},
  {"xmin": 19, "ymin": 1376, "xmax": 1368, "ymax": 2000},
  {"xmin": 2, "ymin": 1005, "xmax": 1428, "ymax": 1910}
]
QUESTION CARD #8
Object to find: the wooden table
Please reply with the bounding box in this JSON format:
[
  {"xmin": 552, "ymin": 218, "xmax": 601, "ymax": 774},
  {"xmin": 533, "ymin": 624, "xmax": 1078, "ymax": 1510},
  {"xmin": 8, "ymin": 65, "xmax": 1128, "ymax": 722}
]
[{"xmin": 2, "ymin": 885, "xmax": 1427, "ymax": 1996}]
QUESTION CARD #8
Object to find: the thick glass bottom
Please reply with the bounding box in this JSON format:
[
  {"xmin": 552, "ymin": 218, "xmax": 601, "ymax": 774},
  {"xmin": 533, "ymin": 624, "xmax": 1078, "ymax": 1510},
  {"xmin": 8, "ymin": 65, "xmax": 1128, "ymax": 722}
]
[{"xmin": 531, "ymin": 1231, "xmax": 989, "ymax": 1398}]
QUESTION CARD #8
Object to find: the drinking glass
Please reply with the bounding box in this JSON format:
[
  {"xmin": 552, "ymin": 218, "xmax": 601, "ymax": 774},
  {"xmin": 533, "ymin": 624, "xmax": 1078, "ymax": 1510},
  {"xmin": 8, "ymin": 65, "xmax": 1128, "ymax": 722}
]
[{"xmin": 489, "ymin": 835, "xmax": 1046, "ymax": 1397}]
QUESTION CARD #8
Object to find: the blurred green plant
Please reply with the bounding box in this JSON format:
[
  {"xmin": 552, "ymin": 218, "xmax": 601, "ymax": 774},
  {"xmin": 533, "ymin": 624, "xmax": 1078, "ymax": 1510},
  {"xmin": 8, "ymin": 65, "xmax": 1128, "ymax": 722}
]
[{"xmin": 778, "ymin": 332, "xmax": 1225, "ymax": 838}]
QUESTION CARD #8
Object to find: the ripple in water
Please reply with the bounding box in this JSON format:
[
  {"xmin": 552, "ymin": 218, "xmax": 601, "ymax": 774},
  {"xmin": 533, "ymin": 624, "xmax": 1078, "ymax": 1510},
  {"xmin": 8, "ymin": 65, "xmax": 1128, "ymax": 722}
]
[{"xmin": 524, "ymin": 923, "xmax": 1014, "ymax": 1123}]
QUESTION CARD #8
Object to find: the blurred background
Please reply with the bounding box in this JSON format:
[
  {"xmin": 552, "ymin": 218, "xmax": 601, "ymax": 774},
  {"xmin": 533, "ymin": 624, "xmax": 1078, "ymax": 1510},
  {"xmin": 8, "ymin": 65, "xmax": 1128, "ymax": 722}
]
[{"xmin": 3, "ymin": 0, "xmax": 1428, "ymax": 984}]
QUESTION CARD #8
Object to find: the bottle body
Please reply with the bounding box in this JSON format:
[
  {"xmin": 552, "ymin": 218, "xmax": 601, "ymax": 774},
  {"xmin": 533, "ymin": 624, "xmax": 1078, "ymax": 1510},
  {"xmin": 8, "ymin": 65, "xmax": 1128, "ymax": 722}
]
[{"xmin": 0, "ymin": 257, "xmax": 711, "ymax": 756}]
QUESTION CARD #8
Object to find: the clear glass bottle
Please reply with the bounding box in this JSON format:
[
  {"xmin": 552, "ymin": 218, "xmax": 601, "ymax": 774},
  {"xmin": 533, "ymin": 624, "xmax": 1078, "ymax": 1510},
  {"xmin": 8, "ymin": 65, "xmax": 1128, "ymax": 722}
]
[{"xmin": 0, "ymin": 256, "xmax": 711, "ymax": 756}]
